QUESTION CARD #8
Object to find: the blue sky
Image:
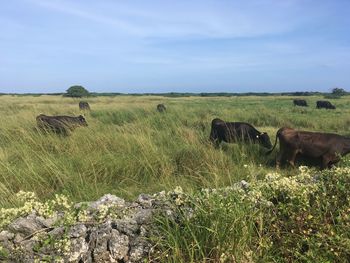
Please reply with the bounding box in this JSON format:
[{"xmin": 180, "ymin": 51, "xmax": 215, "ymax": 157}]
[{"xmin": 1, "ymin": 0, "xmax": 349, "ymax": 93}]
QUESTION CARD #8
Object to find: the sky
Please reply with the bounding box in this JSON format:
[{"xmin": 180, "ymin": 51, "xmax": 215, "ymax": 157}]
[{"xmin": 1, "ymin": 0, "xmax": 350, "ymax": 93}]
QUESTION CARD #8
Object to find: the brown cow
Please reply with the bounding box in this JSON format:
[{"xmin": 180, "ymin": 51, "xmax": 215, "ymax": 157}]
[{"xmin": 267, "ymin": 127, "xmax": 350, "ymax": 169}]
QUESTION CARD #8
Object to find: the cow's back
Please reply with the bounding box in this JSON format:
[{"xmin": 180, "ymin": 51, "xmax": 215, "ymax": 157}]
[
  {"xmin": 157, "ymin": 104, "xmax": 166, "ymax": 112},
  {"xmin": 220, "ymin": 121, "xmax": 259, "ymax": 142},
  {"xmin": 316, "ymin": 100, "xmax": 335, "ymax": 109},
  {"xmin": 293, "ymin": 99, "xmax": 307, "ymax": 106},
  {"xmin": 79, "ymin": 101, "xmax": 90, "ymax": 110},
  {"xmin": 279, "ymin": 129, "xmax": 345, "ymax": 157}
]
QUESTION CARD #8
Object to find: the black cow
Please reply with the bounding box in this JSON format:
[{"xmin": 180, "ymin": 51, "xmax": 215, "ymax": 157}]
[
  {"xmin": 316, "ymin": 100, "xmax": 335, "ymax": 109},
  {"xmin": 36, "ymin": 114, "xmax": 88, "ymax": 135},
  {"xmin": 157, "ymin": 104, "xmax": 166, "ymax": 112},
  {"xmin": 79, "ymin": 101, "xmax": 90, "ymax": 111},
  {"xmin": 267, "ymin": 127, "xmax": 350, "ymax": 169},
  {"xmin": 209, "ymin": 118, "xmax": 272, "ymax": 148},
  {"xmin": 293, "ymin": 99, "xmax": 308, "ymax": 107}
]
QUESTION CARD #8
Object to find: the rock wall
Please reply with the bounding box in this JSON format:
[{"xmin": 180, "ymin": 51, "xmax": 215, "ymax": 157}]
[{"xmin": 0, "ymin": 191, "xmax": 180, "ymax": 263}]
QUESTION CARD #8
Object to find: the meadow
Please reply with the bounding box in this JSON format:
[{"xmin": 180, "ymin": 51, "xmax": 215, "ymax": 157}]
[
  {"xmin": 0, "ymin": 94, "xmax": 350, "ymax": 208},
  {"xmin": 0, "ymin": 95, "xmax": 350, "ymax": 262}
]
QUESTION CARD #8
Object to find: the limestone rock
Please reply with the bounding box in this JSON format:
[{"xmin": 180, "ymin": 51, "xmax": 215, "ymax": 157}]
[
  {"xmin": 108, "ymin": 229, "xmax": 129, "ymax": 261},
  {"xmin": 8, "ymin": 214, "xmax": 46, "ymax": 236},
  {"xmin": 0, "ymin": 230, "xmax": 14, "ymax": 242}
]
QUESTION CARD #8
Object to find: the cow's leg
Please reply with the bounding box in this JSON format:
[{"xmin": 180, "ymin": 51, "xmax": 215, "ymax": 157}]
[
  {"xmin": 215, "ymin": 138, "xmax": 222, "ymax": 148},
  {"xmin": 330, "ymin": 156, "xmax": 341, "ymax": 167},
  {"xmin": 321, "ymin": 156, "xmax": 330, "ymax": 170},
  {"xmin": 322, "ymin": 154, "xmax": 339, "ymax": 169},
  {"xmin": 276, "ymin": 150, "xmax": 286, "ymax": 169},
  {"xmin": 277, "ymin": 148, "xmax": 297, "ymax": 168},
  {"xmin": 276, "ymin": 155, "xmax": 281, "ymax": 169},
  {"xmin": 288, "ymin": 150, "xmax": 298, "ymax": 168},
  {"xmin": 321, "ymin": 154, "xmax": 334, "ymax": 170}
]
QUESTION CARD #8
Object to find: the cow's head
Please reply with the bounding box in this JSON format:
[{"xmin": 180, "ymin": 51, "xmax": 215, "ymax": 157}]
[
  {"xmin": 78, "ymin": 115, "xmax": 88, "ymax": 126},
  {"xmin": 209, "ymin": 118, "xmax": 224, "ymax": 146},
  {"xmin": 257, "ymin": 132, "xmax": 272, "ymax": 149}
]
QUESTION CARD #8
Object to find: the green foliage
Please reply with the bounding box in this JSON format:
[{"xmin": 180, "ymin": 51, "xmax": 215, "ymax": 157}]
[
  {"xmin": 0, "ymin": 246, "xmax": 9, "ymax": 260},
  {"xmin": 90, "ymin": 108, "xmax": 150, "ymax": 125},
  {"xmin": 0, "ymin": 95, "xmax": 350, "ymax": 208},
  {"xmin": 64, "ymin": 85, "xmax": 89, "ymax": 98},
  {"xmin": 153, "ymin": 189, "xmax": 256, "ymax": 262},
  {"xmin": 0, "ymin": 95, "xmax": 350, "ymax": 261},
  {"xmin": 325, "ymin": 87, "xmax": 348, "ymax": 99},
  {"xmin": 0, "ymin": 191, "xmax": 72, "ymax": 229},
  {"xmin": 332, "ymin": 87, "xmax": 347, "ymax": 96},
  {"xmin": 257, "ymin": 168, "xmax": 350, "ymax": 262},
  {"xmin": 154, "ymin": 167, "xmax": 350, "ymax": 262}
]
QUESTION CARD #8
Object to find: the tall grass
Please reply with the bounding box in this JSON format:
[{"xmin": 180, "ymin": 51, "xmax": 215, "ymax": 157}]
[
  {"xmin": 0, "ymin": 95, "xmax": 350, "ymax": 208},
  {"xmin": 154, "ymin": 193, "xmax": 257, "ymax": 262}
]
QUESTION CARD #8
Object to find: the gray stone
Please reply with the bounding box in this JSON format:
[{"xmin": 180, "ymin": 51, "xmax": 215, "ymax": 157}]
[
  {"xmin": 0, "ymin": 230, "xmax": 15, "ymax": 242},
  {"xmin": 90, "ymin": 194, "xmax": 125, "ymax": 210},
  {"xmin": 108, "ymin": 229, "xmax": 129, "ymax": 260},
  {"xmin": 112, "ymin": 219, "xmax": 139, "ymax": 237},
  {"xmin": 92, "ymin": 232, "xmax": 111, "ymax": 262},
  {"xmin": 36, "ymin": 214, "xmax": 60, "ymax": 228},
  {"xmin": 68, "ymin": 237, "xmax": 89, "ymax": 262},
  {"xmin": 48, "ymin": 226, "xmax": 65, "ymax": 237},
  {"xmin": 13, "ymin": 233, "xmax": 24, "ymax": 243},
  {"xmin": 8, "ymin": 214, "xmax": 46, "ymax": 236},
  {"xmin": 239, "ymin": 180, "xmax": 249, "ymax": 190},
  {"xmin": 69, "ymin": 224, "xmax": 87, "ymax": 238},
  {"xmin": 0, "ymin": 190, "xmax": 187, "ymax": 262},
  {"xmin": 20, "ymin": 239, "xmax": 37, "ymax": 253},
  {"xmin": 128, "ymin": 244, "xmax": 146, "ymax": 262},
  {"xmin": 133, "ymin": 209, "xmax": 153, "ymax": 225},
  {"xmin": 139, "ymin": 225, "xmax": 147, "ymax": 237},
  {"xmin": 137, "ymin": 194, "xmax": 154, "ymax": 207},
  {"xmin": 88, "ymin": 221, "xmax": 113, "ymax": 262}
]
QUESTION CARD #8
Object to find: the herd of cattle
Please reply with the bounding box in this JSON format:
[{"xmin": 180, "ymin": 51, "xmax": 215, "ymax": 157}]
[
  {"xmin": 35, "ymin": 99, "xmax": 349, "ymax": 170},
  {"xmin": 293, "ymin": 99, "xmax": 336, "ymax": 109}
]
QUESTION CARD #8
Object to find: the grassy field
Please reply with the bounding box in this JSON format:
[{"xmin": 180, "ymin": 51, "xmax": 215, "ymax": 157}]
[{"xmin": 0, "ymin": 94, "xmax": 350, "ymax": 208}]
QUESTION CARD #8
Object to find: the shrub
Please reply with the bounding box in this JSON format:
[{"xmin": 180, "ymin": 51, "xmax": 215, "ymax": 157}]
[
  {"xmin": 64, "ymin": 85, "xmax": 90, "ymax": 98},
  {"xmin": 153, "ymin": 167, "xmax": 350, "ymax": 262}
]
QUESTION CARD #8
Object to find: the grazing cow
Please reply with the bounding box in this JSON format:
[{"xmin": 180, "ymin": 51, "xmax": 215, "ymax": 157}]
[
  {"xmin": 267, "ymin": 127, "xmax": 350, "ymax": 169},
  {"xmin": 36, "ymin": 114, "xmax": 88, "ymax": 135},
  {"xmin": 316, "ymin": 100, "xmax": 336, "ymax": 109},
  {"xmin": 209, "ymin": 118, "xmax": 272, "ymax": 148},
  {"xmin": 157, "ymin": 104, "xmax": 166, "ymax": 112},
  {"xmin": 79, "ymin": 101, "xmax": 90, "ymax": 111},
  {"xmin": 293, "ymin": 99, "xmax": 308, "ymax": 107}
]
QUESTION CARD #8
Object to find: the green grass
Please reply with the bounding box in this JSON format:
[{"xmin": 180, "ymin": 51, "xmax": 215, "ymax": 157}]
[
  {"xmin": 153, "ymin": 167, "xmax": 350, "ymax": 262},
  {"xmin": 1, "ymin": 95, "xmax": 350, "ymax": 262},
  {"xmin": 0, "ymin": 95, "xmax": 350, "ymax": 207}
]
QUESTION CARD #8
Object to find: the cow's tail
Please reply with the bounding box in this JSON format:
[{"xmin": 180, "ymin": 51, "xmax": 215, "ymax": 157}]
[{"xmin": 266, "ymin": 128, "xmax": 283, "ymax": 155}]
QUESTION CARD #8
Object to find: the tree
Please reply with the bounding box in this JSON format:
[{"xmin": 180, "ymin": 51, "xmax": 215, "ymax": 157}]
[
  {"xmin": 331, "ymin": 87, "xmax": 347, "ymax": 96},
  {"xmin": 65, "ymin": 85, "xmax": 90, "ymax": 98}
]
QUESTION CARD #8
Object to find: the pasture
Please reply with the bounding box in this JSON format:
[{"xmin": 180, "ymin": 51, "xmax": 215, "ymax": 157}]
[{"xmin": 0, "ymin": 94, "xmax": 350, "ymax": 208}]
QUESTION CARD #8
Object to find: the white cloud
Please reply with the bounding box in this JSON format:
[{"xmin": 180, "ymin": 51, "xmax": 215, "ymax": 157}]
[{"xmin": 25, "ymin": 0, "xmax": 314, "ymax": 39}]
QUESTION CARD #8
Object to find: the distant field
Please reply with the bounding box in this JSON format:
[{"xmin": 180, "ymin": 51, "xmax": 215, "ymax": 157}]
[{"xmin": 0, "ymin": 95, "xmax": 350, "ymax": 207}]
